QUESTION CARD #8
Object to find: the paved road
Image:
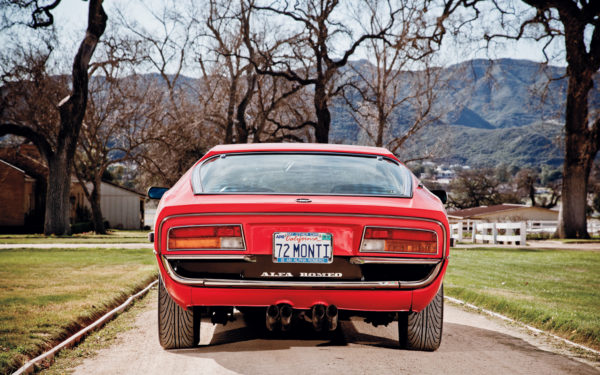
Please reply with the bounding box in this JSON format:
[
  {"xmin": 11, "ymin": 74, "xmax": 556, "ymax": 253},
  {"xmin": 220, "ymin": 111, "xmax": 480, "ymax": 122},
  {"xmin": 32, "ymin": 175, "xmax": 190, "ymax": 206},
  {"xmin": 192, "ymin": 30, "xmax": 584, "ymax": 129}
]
[
  {"xmin": 455, "ymin": 240, "xmax": 600, "ymax": 251},
  {"xmin": 70, "ymin": 291, "xmax": 598, "ymax": 375},
  {"xmin": 0, "ymin": 243, "xmax": 153, "ymax": 249}
]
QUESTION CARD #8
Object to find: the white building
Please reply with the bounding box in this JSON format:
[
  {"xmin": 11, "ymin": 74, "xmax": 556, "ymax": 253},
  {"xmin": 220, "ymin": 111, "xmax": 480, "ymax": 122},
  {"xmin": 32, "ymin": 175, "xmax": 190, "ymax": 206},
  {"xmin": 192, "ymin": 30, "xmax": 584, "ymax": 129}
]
[{"xmin": 71, "ymin": 179, "xmax": 145, "ymax": 230}]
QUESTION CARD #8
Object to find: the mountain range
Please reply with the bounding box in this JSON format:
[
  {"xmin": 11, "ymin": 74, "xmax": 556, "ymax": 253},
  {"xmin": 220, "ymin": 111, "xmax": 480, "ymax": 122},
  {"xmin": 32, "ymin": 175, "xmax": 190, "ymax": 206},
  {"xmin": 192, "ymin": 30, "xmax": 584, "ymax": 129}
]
[
  {"xmin": 1, "ymin": 58, "xmax": 586, "ymax": 170},
  {"xmin": 330, "ymin": 58, "xmax": 586, "ymax": 168}
]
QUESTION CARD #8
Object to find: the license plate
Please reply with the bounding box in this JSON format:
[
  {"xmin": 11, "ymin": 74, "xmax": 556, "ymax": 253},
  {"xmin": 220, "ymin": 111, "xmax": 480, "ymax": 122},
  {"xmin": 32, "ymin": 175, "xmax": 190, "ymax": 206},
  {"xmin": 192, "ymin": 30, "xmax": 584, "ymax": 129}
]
[{"xmin": 273, "ymin": 232, "xmax": 333, "ymax": 263}]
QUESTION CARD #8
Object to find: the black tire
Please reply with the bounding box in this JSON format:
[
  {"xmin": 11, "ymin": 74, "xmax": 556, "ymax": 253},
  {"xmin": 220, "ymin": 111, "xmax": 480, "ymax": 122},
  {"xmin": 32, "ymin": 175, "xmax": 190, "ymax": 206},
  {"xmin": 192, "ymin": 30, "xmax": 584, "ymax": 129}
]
[
  {"xmin": 158, "ymin": 277, "xmax": 200, "ymax": 349},
  {"xmin": 399, "ymin": 284, "xmax": 443, "ymax": 351}
]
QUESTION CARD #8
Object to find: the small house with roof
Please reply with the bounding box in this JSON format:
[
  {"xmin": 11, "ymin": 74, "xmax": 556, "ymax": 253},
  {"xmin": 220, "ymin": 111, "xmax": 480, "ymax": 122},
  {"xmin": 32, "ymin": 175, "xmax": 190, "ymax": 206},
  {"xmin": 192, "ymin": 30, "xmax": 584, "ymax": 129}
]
[
  {"xmin": 448, "ymin": 203, "xmax": 558, "ymax": 222},
  {"xmin": 0, "ymin": 144, "xmax": 145, "ymax": 231},
  {"xmin": 0, "ymin": 159, "xmax": 37, "ymax": 227}
]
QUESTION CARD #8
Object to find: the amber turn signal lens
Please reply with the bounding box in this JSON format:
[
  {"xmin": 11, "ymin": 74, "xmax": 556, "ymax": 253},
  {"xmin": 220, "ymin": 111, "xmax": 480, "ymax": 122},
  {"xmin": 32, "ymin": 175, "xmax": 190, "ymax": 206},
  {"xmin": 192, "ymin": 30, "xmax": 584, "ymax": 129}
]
[
  {"xmin": 168, "ymin": 225, "xmax": 244, "ymax": 250},
  {"xmin": 361, "ymin": 227, "xmax": 437, "ymax": 253}
]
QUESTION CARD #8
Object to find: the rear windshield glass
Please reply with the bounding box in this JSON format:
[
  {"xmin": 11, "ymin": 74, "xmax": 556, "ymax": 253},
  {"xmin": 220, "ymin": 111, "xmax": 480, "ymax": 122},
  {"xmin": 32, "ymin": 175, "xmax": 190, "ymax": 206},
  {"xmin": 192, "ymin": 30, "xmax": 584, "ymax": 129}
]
[{"xmin": 193, "ymin": 153, "xmax": 412, "ymax": 197}]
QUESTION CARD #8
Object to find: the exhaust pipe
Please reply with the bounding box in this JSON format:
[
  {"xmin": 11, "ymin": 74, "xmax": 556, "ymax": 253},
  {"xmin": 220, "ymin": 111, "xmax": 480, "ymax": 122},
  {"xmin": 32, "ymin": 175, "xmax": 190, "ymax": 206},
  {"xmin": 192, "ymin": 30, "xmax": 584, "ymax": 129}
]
[
  {"xmin": 266, "ymin": 304, "xmax": 280, "ymax": 331},
  {"xmin": 326, "ymin": 305, "xmax": 338, "ymax": 331},
  {"xmin": 311, "ymin": 304, "xmax": 326, "ymax": 332},
  {"xmin": 279, "ymin": 304, "xmax": 293, "ymax": 331}
]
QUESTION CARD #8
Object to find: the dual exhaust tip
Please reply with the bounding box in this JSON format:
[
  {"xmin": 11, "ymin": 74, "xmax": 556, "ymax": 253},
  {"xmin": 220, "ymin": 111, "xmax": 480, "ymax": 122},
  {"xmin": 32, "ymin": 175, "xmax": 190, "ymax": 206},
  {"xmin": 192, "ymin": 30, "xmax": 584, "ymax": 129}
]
[
  {"xmin": 266, "ymin": 304, "xmax": 338, "ymax": 332},
  {"xmin": 266, "ymin": 304, "xmax": 293, "ymax": 332}
]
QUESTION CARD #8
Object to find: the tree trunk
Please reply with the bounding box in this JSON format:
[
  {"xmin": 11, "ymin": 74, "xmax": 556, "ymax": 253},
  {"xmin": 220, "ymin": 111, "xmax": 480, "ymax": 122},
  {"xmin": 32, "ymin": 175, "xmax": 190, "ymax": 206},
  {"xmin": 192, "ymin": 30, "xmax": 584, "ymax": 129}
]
[
  {"xmin": 90, "ymin": 175, "xmax": 106, "ymax": 234},
  {"xmin": 44, "ymin": 151, "xmax": 72, "ymax": 235},
  {"xmin": 556, "ymin": 68, "xmax": 596, "ymax": 239},
  {"xmin": 376, "ymin": 107, "xmax": 385, "ymax": 147},
  {"xmin": 225, "ymin": 79, "xmax": 238, "ymax": 143},
  {"xmin": 558, "ymin": 163, "xmax": 589, "ymax": 238},
  {"xmin": 314, "ymin": 84, "xmax": 330, "ymax": 143},
  {"xmin": 0, "ymin": 0, "xmax": 106, "ymax": 235},
  {"xmin": 235, "ymin": 73, "xmax": 256, "ymax": 144}
]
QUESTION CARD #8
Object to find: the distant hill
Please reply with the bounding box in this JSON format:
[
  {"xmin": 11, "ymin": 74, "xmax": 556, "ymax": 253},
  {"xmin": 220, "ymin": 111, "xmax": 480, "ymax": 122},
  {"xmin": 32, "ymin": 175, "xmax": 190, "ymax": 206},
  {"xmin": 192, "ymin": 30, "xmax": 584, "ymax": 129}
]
[
  {"xmin": 329, "ymin": 58, "xmax": 585, "ymax": 168},
  {"xmin": 106, "ymin": 59, "xmax": 578, "ymax": 168}
]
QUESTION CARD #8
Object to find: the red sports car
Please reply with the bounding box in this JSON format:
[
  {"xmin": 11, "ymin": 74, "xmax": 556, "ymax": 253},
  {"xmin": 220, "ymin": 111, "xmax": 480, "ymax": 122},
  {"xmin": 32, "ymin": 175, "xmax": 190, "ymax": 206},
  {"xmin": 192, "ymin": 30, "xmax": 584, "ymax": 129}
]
[{"xmin": 149, "ymin": 143, "xmax": 449, "ymax": 351}]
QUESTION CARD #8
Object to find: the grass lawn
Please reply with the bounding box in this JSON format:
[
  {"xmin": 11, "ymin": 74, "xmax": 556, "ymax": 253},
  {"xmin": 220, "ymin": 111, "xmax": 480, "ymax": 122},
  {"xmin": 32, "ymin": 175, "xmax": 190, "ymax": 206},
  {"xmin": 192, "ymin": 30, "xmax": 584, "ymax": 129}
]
[
  {"xmin": 40, "ymin": 288, "xmax": 157, "ymax": 375},
  {"xmin": 0, "ymin": 247, "xmax": 157, "ymax": 374},
  {"xmin": 0, "ymin": 230, "xmax": 149, "ymax": 244},
  {"xmin": 445, "ymin": 247, "xmax": 600, "ymax": 351}
]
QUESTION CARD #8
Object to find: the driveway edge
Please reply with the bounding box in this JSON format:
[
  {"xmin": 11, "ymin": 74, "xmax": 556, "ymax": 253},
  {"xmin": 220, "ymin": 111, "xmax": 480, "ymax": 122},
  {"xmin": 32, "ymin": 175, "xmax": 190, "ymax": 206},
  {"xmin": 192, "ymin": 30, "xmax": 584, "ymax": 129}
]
[
  {"xmin": 12, "ymin": 279, "xmax": 159, "ymax": 375},
  {"xmin": 445, "ymin": 295, "xmax": 600, "ymax": 356}
]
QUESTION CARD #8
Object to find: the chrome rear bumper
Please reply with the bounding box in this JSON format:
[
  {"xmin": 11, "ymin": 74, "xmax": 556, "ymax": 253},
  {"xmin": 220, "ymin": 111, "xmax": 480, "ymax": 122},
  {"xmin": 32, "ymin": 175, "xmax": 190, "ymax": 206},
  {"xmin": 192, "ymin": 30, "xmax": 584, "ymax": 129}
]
[{"xmin": 161, "ymin": 255, "xmax": 444, "ymax": 290}]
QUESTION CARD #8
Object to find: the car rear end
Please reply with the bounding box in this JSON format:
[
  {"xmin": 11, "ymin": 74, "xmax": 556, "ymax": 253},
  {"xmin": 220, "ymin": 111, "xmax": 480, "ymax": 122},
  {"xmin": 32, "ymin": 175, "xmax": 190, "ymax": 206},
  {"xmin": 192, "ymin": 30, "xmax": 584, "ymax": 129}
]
[{"xmin": 152, "ymin": 144, "xmax": 449, "ymax": 350}]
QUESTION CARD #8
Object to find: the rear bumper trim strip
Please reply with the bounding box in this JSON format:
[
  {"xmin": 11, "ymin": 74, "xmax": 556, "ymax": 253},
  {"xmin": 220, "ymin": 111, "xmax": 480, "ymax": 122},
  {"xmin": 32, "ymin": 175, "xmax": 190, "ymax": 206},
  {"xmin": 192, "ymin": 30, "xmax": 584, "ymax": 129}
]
[
  {"xmin": 163, "ymin": 254, "xmax": 256, "ymax": 262},
  {"xmin": 161, "ymin": 256, "xmax": 444, "ymax": 290},
  {"xmin": 349, "ymin": 257, "xmax": 441, "ymax": 265}
]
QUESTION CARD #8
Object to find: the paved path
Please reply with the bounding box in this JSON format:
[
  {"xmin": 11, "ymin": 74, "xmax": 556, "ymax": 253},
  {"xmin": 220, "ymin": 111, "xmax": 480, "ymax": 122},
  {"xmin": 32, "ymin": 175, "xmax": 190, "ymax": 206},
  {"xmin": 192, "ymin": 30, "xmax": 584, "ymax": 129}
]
[
  {"xmin": 69, "ymin": 291, "xmax": 598, "ymax": 375},
  {"xmin": 455, "ymin": 240, "xmax": 600, "ymax": 251},
  {"xmin": 0, "ymin": 243, "xmax": 153, "ymax": 249}
]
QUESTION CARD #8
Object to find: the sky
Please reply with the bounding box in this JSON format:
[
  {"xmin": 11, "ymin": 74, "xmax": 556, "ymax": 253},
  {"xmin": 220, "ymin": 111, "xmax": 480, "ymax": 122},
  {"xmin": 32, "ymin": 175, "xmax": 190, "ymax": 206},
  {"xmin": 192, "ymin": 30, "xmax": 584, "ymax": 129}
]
[{"xmin": 28, "ymin": 0, "xmax": 568, "ymax": 74}]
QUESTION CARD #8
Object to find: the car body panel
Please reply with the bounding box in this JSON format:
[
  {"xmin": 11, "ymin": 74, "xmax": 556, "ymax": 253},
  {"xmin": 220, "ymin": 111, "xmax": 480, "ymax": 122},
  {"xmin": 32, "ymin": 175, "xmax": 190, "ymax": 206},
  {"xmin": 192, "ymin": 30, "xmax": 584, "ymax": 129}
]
[{"xmin": 153, "ymin": 143, "xmax": 449, "ymax": 313}]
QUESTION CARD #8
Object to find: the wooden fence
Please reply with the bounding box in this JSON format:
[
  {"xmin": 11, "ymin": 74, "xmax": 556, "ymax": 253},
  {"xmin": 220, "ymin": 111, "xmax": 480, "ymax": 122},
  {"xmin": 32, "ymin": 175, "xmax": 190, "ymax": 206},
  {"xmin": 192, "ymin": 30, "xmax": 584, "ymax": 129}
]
[
  {"xmin": 451, "ymin": 219, "xmax": 600, "ymax": 245},
  {"xmin": 451, "ymin": 221, "xmax": 526, "ymax": 245}
]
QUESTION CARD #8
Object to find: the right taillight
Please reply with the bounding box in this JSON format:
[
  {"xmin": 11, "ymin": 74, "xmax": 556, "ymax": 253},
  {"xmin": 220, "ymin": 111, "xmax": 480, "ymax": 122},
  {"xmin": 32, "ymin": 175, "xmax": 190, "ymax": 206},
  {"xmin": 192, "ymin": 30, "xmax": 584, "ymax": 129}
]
[
  {"xmin": 361, "ymin": 227, "xmax": 437, "ymax": 254},
  {"xmin": 168, "ymin": 225, "xmax": 245, "ymax": 250}
]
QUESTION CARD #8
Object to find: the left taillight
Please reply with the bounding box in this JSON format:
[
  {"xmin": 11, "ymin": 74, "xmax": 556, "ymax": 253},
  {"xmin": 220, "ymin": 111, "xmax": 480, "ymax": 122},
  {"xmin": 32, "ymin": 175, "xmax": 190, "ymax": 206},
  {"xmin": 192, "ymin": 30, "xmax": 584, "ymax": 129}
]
[
  {"xmin": 360, "ymin": 227, "xmax": 437, "ymax": 254},
  {"xmin": 168, "ymin": 225, "xmax": 245, "ymax": 250}
]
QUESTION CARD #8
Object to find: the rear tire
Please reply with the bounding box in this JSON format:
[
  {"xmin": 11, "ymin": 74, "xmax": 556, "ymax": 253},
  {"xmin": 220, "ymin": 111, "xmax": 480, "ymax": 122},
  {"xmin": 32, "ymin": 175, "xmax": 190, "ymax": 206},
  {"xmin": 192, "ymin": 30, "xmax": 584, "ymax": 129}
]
[
  {"xmin": 158, "ymin": 277, "xmax": 200, "ymax": 349},
  {"xmin": 399, "ymin": 284, "xmax": 443, "ymax": 351}
]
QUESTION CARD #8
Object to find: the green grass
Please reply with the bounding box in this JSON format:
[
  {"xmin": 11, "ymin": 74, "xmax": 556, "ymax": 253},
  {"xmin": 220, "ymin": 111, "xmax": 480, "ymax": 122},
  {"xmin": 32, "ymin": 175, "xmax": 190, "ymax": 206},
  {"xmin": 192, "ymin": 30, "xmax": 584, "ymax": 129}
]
[
  {"xmin": 0, "ymin": 230, "xmax": 149, "ymax": 244},
  {"xmin": 445, "ymin": 247, "xmax": 600, "ymax": 351},
  {"xmin": 39, "ymin": 288, "xmax": 157, "ymax": 375},
  {"xmin": 0, "ymin": 247, "xmax": 157, "ymax": 374}
]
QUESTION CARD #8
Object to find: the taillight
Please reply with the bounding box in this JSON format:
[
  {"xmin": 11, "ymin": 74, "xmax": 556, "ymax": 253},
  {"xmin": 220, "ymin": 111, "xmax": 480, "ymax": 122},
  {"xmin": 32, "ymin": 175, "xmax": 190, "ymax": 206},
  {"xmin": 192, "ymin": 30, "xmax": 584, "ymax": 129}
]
[
  {"xmin": 361, "ymin": 227, "xmax": 437, "ymax": 254},
  {"xmin": 168, "ymin": 225, "xmax": 245, "ymax": 250}
]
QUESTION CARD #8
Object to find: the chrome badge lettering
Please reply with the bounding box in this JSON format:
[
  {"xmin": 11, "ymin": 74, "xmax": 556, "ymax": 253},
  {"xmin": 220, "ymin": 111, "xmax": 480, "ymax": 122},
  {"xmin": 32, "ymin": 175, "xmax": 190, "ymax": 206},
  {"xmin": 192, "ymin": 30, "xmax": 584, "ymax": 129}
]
[
  {"xmin": 261, "ymin": 272, "xmax": 293, "ymax": 277},
  {"xmin": 299, "ymin": 272, "xmax": 342, "ymax": 278},
  {"xmin": 259, "ymin": 272, "xmax": 343, "ymax": 278}
]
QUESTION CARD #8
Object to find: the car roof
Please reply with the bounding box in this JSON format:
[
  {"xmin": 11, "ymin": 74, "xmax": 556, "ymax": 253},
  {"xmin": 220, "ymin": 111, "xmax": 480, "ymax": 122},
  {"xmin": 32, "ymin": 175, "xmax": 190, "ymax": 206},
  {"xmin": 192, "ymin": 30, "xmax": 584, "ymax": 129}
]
[{"xmin": 205, "ymin": 143, "xmax": 395, "ymax": 158}]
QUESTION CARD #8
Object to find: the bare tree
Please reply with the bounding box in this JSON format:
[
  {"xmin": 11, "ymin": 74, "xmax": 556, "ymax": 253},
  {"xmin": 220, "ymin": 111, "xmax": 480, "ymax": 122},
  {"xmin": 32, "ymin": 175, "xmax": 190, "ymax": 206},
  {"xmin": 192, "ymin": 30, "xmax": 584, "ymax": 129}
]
[
  {"xmin": 73, "ymin": 34, "xmax": 149, "ymax": 233},
  {"xmin": 248, "ymin": 0, "xmax": 407, "ymax": 143},
  {"xmin": 0, "ymin": 0, "xmax": 107, "ymax": 235},
  {"xmin": 448, "ymin": 168, "xmax": 520, "ymax": 209},
  {"xmin": 342, "ymin": 0, "xmax": 447, "ymax": 157},
  {"xmin": 116, "ymin": 0, "xmax": 218, "ymax": 186},
  {"xmin": 251, "ymin": 75, "xmax": 311, "ymax": 142},
  {"xmin": 197, "ymin": 0, "xmax": 256, "ymax": 143},
  {"xmin": 194, "ymin": 0, "xmax": 311, "ymax": 143},
  {"xmin": 444, "ymin": 0, "xmax": 600, "ymax": 237},
  {"xmin": 515, "ymin": 168, "xmax": 538, "ymax": 206}
]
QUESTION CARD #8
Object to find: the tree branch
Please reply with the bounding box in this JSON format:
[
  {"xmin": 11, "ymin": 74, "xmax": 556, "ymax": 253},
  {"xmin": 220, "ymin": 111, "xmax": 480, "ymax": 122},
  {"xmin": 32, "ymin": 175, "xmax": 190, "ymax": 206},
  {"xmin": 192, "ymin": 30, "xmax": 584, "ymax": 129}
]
[
  {"xmin": 30, "ymin": 0, "xmax": 61, "ymax": 28},
  {"xmin": 0, "ymin": 123, "xmax": 53, "ymax": 159}
]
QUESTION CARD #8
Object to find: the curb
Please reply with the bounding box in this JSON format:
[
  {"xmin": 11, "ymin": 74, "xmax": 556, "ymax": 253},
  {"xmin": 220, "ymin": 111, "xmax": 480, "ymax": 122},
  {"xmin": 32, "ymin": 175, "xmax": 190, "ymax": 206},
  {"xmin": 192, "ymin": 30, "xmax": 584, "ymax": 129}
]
[
  {"xmin": 445, "ymin": 295, "xmax": 600, "ymax": 356},
  {"xmin": 13, "ymin": 279, "xmax": 159, "ymax": 375}
]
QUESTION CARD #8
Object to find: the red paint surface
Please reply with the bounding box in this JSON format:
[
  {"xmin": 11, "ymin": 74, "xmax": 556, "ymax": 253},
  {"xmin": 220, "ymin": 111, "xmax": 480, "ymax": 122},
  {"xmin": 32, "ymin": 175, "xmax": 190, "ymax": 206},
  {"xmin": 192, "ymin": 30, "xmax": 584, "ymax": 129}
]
[{"xmin": 155, "ymin": 143, "xmax": 449, "ymax": 312}]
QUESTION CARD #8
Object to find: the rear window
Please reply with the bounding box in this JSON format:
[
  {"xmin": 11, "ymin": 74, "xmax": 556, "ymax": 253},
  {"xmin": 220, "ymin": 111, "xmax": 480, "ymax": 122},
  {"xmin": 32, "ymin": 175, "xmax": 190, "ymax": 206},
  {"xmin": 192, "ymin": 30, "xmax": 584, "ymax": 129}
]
[{"xmin": 192, "ymin": 153, "xmax": 412, "ymax": 197}]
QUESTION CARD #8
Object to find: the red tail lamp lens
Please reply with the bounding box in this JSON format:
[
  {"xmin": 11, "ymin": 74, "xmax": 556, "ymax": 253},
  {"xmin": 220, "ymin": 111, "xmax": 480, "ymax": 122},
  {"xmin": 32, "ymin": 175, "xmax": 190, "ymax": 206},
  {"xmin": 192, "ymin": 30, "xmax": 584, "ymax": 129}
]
[
  {"xmin": 362, "ymin": 227, "xmax": 437, "ymax": 253},
  {"xmin": 168, "ymin": 225, "xmax": 244, "ymax": 250}
]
